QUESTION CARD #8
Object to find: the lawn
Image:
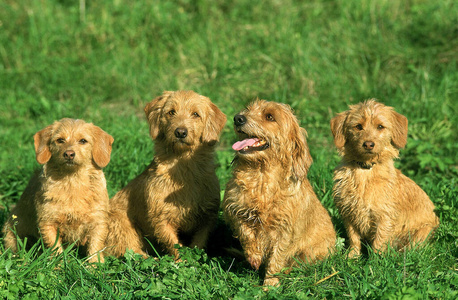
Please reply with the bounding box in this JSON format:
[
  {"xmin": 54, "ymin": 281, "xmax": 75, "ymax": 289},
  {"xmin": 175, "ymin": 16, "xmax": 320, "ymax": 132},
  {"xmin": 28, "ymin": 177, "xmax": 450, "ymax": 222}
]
[{"xmin": 0, "ymin": 0, "xmax": 457, "ymax": 298}]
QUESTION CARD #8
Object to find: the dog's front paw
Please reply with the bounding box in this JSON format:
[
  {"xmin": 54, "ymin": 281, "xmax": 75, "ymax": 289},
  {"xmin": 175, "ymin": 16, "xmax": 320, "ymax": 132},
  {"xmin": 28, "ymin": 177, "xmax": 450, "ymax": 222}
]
[
  {"xmin": 263, "ymin": 276, "xmax": 280, "ymax": 287},
  {"xmin": 247, "ymin": 255, "xmax": 262, "ymax": 270},
  {"xmin": 347, "ymin": 247, "xmax": 361, "ymax": 258}
]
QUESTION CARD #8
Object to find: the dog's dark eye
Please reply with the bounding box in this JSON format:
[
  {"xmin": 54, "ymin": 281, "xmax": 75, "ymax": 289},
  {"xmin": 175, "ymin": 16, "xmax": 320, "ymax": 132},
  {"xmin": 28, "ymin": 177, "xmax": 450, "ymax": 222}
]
[
  {"xmin": 192, "ymin": 112, "xmax": 200, "ymax": 118},
  {"xmin": 56, "ymin": 138, "xmax": 65, "ymax": 144},
  {"xmin": 377, "ymin": 125, "xmax": 385, "ymax": 130},
  {"xmin": 79, "ymin": 139, "xmax": 88, "ymax": 144},
  {"xmin": 168, "ymin": 110, "xmax": 176, "ymax": 116},
  {"xmin": 355, "ymin": 124, "xmax": 363, "ymax": 130},
  {"xmin": 266, "ymin": 114, "xmax": 275, "ymax": 122}
]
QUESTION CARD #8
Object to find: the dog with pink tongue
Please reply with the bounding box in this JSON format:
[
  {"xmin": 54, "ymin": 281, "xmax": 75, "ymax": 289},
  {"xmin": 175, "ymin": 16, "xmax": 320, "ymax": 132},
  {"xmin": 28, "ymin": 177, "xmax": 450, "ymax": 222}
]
[{"xmin": 222, "ymin": 99, "xmax": 336, "ymax": 287}]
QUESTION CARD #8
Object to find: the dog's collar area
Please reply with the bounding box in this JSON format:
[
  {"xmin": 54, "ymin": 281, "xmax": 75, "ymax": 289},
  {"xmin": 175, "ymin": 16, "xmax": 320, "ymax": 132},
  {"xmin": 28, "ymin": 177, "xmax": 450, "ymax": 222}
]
[{"xmin": 354, "ymin": 161, "xmax": 375, "ymax": 169}]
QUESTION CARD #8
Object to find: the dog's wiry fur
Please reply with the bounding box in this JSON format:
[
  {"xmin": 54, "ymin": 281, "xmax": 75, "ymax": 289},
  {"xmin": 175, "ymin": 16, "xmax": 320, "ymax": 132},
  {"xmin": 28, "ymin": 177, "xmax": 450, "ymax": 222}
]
[
  {"xmin": 105, "ymin": 90, "xmax": 226, "ymax": 259},
  {"xmin": 2, "ymin": 118, "xmax": 113, "ymax": 262},
  {"xmin": 331, "ymin": 99, "xmax": 439, "ymax": 256},
  {"xmin": 223, "ymin": 100, "xmax": 336, "ymax": 286}
]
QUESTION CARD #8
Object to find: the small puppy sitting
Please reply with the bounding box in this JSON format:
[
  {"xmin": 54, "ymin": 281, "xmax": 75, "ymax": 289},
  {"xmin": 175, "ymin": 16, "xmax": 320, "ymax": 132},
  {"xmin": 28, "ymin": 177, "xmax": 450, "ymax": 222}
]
[
  {"xmin": 330, "ymin": 99, "xmax": 439, "ymax": 256},
  {"xmin": 3, "ymin": 118, "xmax": 114, "ymax": 262},
  {"xmin": 105, "ymin": 90, "xmax": 227, "ymax": 259},
  {"xmin": 223, "ymin": 100, "xmax": 336, "ymax": 287}
]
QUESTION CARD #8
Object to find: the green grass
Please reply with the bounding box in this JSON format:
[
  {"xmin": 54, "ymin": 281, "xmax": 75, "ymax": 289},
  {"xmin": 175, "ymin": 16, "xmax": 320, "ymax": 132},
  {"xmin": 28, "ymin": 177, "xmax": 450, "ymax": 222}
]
[{"xmin": 0, "ymin": 0, "xmax": 457, "ymax": 298}]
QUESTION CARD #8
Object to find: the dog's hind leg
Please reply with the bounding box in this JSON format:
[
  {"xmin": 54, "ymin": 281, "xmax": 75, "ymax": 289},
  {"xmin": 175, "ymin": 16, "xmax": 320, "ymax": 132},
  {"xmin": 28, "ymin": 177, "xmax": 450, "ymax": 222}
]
[{"xmin": 2, "ymin": 220, "xmax": 19, "ymax": 252}]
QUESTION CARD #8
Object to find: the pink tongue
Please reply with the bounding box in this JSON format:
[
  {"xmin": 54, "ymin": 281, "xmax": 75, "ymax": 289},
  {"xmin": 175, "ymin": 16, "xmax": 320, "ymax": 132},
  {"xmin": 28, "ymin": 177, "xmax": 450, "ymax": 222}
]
[{"xmin": 232, "ymin": 138, "xmax": 259, "ymax": 151}]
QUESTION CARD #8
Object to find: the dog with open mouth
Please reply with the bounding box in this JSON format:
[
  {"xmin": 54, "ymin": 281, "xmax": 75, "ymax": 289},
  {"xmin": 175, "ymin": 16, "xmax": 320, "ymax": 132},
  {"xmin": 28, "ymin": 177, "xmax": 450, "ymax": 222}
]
[{"xmin": 222, "ymin": 100, "xmax": 336, "ymax": 287}]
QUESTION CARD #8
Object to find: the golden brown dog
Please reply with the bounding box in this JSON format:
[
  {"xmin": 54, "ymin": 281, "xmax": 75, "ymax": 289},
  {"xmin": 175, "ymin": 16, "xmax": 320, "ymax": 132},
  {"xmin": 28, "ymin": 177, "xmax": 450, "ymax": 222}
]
[
  {"xmin": 105, "ymin": 90, "xmax": 227, "ymax": 259},
  {"xmin": 2, "ymin": 118, "xmax": 113, "ymax": 262},
  {"xmin": 223, "ymin": 100, "xmax": 336, "ymax": 287},
  {"xmin": 330, "ymin": 99, "xmax": 439, "ymax": 256}
]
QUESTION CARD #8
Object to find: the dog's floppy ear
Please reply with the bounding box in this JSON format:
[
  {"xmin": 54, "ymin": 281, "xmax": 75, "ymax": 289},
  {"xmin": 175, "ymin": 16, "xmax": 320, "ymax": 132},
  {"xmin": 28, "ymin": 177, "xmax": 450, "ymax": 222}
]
[
  {"xmin": 291, "ymin": 126, "xmax": 313, "ymax": 180},
  {"xmin": 91, "ymin": 125, "xmax": 114, "ymax": 168},
  {"xmin": 391, "ymin": 110, "xmax": 408, "ymax": 149},
  {"xmin": 202, "ymin": 102, "xmax": 227, "ymax": 146},
  {"xmin": 34, "ymin": 125, "xmax": 53, "ymax": 164},
  {"xmin": 144, "ymin": 91, "xmax": 173, "ymax": 140},
  {"xmin": 330, "ymin": 112, "xmax": 348, "ymax": 150}
]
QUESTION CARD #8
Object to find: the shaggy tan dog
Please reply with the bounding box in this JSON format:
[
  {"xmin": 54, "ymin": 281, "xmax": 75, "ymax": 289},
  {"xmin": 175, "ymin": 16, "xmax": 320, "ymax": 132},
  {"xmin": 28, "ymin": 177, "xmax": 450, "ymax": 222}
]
[
  {"xmin": 105, "ymin": 90, "xmax": 226, "ymax": 259},
  {"xmin": 223, "ymin": 100, "xmax": 336, "ymax": 287},
  {"xmin": 330, "ymin": 99, "xmax": 439, "ymax": 256},
  {"xmin": 2, "ymin": 118, "xmax": 113, "ymax": 262}
]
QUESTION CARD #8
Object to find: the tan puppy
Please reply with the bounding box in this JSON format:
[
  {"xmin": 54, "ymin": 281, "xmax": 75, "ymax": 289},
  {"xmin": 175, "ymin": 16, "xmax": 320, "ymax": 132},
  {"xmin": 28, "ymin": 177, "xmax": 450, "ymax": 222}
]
[
  {"xmin": 330, "ymin": 99, "xmax": 439, "ymax": 256},
  {"xmin": 2, "ymin": 118, "xmax": 113, "ymax": 263},
  {"xmin": 105, "ymin": 90, "xmax": 227, "ymax": 259},
  {"xmin": 223, "ymin": 100, "xmax": 336, "ymax": 287}
]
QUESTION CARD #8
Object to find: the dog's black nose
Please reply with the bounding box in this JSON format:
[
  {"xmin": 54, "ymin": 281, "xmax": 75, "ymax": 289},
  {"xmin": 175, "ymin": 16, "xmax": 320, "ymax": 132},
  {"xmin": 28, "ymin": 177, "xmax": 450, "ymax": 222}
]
[
  {"xmin": 234, "ymin": 114, "xmax": 247, "ymax": 126},
  {"xmin": 363, "ymin": 141, "xmax": 375, "ymax": 150},
  {"xmin": 63, "ymin": 150, "xmax": 75, "ymax": 160},
  {"xmin": 174, "ymin": 128, "xmax": 188, "ymax": 139}
]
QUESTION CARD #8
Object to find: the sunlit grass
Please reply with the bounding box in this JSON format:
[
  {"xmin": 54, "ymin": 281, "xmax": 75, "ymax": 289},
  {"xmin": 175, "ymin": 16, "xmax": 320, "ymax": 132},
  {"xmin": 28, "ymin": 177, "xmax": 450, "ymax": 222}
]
[{"xmin": 0, "ymin": 0, "xmax": 456, "ymax": 298}]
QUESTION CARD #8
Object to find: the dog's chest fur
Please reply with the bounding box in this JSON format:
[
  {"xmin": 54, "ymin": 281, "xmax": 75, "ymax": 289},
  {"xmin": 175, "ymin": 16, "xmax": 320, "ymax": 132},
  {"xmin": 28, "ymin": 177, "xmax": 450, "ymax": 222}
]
[
  {"xmin": 144, "ymin": 158, "xmax": 220, "ymax": 230},
  {"xmin": 37, "ymin": 171, "xmax": 107, "ymax": 242},
  {"xmin": 333, "ymin": 164, "xmax": 397, "ymax": 238},
  {"xmin": 225, "ymin": 170, "xmax": 297, "ymax": 235}
]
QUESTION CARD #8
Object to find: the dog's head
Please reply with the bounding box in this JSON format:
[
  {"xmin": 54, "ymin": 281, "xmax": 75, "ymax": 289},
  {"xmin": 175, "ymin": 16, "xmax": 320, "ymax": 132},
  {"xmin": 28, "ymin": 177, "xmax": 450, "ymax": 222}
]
[
  {"xmin": 144, "ymin": 90, "xmax": 226, "ymax": 153},
  {"xmin": 34, "ymin": 118, "xmax": 114, "ymax": 169},
  {"xmin": 232, "ymin": 100, "xmax": 312, "ymax": 180},
  {"xmin": 330, "ymin": 99, "xmax": 408, "ymax": 162}
]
